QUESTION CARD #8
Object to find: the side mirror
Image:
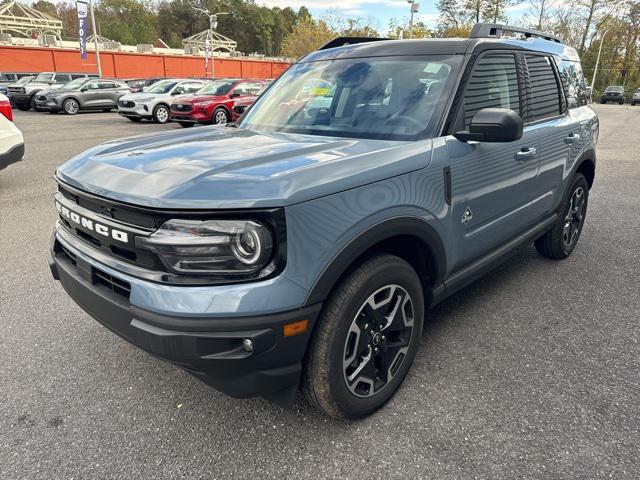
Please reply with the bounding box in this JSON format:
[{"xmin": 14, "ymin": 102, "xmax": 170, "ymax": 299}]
[
  {"xmin": 454, "ymin": 108, "xmax": 523, "ymax": 143},
  {"xmin": 80, "ymin": 87, "xmax": 87, "ymax": 92},
  {"xmin": 229, "ymin": 92, "xmax": 241, "ymax": 98}
]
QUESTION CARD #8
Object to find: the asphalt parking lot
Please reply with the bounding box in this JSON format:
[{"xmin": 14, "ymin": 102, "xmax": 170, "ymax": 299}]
[{"xmin": 1, "ymin": 106, "xmax": 639, "ymax": 479}]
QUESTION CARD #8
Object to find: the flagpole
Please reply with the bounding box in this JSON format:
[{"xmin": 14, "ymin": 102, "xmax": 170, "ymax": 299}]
[{"xmin": 89, "ymin": 0, "xmax": 102, "ymax": 77}]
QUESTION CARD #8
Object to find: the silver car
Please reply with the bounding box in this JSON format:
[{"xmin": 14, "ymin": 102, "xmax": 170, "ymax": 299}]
[
  {"xmin": 37, "ymin": 78, "xmax": 131, "ymax": 114},
  {"xmin": 117, "ymin": 79, "xmax": 208, "ymax": 123},
  {"xmin": 632, "ymin": 88, "xmax": 640, "ymax": 106}
]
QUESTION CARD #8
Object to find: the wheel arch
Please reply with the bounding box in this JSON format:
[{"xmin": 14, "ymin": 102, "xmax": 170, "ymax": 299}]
[
  {"xmin": 212, "ymin": 104, "xmax": 231, "ymax": 121},
  {"xmin": 304, "ymin": 217, "xmax": 447, "ymax": 306},
  {"xmin": 575, "ymin": 149, "xmax": 596, "ymax": 189}
]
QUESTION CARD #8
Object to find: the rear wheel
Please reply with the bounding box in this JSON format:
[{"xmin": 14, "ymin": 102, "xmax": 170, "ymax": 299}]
[
  {"xmin": 535, "ymin": 173, "xmax": 589, "ymax": 260},
  {"xmin": 63, "ymin": 98, "xmax": 79, "ymax": 115},
  {"xmin": 153, "ymin": 104, "xmax": 170, "ymax": 124},
  {"xmin": 303, "ymin": 254, "xmax": 424, "ymax": 420}
]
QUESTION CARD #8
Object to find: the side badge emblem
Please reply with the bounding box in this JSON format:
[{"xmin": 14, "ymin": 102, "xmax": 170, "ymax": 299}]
[{"xmin": 461, "ymin": 207, "xmax": 473, "ymax": 225}]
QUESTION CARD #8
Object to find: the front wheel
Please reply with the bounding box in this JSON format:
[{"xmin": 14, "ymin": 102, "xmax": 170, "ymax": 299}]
[
  {"xmin": 63, "ymin": 98, "xmax": 79, "ymax": 115},
  {"xmin": 535, "ymin": 173, "xmax": 589, "ymax": 259},
  {"xmin": 303, "ymin": 254, "xmax": 424, "ymax": 420},
  {"xmin": 152, "ymin": 104, "xmax": 170, "ymax": 124},
  {"xmin": 212, "ymin": 107, "xmax": 230, "ymax": 125},
  {"xmin": 15, "ymin": 104, "xmax": 30, "ymax": 111}
]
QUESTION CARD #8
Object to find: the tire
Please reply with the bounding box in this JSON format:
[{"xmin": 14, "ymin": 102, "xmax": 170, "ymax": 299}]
[
  {"xmin": 212, "ymin": 107, "xmax": 230, "ymax": 125},
  {"xmin": 15, "ymin": 103, "xmax": 30, "ymax": 111},
  {"xmin": 535, "ymin": 173, "xmax": 589, "ymax": 260},
  {"xmin": 179, "ymin": 122, "xmax": 194, "ymax": 128},
  {"xmin": 303, "ymin": 254, "xmax": 424, "ymax": 420},
  {"xmin": 30, "ymin": 96, "xmax": 42, "ymax": 112},
  {"xmin": 127, "ymin": 117, "xmax": 142, "ymax": 122},
  {"xmin": 619, "ymin": 100, "xmax": 624, "ymax": 105},
  {"xmin": 63, "ymin": 98, "xmax": 79, "ymax": 115},
  {"xmin": 152, "ymin": 104, "xmax": 170, "ymax": 124}
]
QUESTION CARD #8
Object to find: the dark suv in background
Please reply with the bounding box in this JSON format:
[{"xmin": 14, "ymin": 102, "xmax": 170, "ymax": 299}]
[{"xmin": 600, "ymin": 85, "xmax": 625, "ymax": 104}]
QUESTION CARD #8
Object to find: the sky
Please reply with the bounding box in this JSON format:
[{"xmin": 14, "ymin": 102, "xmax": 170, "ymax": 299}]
[{"xmin": 258, "ymin": 0, "xmax": 532, "ymax": 31}]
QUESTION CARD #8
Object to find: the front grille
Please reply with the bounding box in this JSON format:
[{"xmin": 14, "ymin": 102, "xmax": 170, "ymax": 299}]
[
  {"xmin": 171, "ymin": 104, "xmax": 192, "ymax": 112},
  {"xmin": 9, "ymin": 87, "xmax": 24, "ymax": 94},
  {"xmin": 55, "ymin": 240, "xmax": 131, "ymax": 300},
  {"xmin": 119, "ymin": 100, "xmax": 135, "ymax": 108}
]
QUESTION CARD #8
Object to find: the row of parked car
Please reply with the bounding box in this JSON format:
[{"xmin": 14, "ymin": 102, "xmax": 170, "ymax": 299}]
[{"xmin": 0, "ymin": 71, "xmax": 269, "ymax": 127}]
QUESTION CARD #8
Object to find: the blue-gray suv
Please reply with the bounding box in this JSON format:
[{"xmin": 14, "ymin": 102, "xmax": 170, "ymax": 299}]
[{"xmin": 49, "ymin": 24, "xmax": 598, "ymax": 419}]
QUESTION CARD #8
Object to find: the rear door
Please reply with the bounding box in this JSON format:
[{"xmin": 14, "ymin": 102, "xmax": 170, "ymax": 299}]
[
  {"xmin": 521, "ymin": 54, "xmax": 577, "ymax": 214},
  {"xmin": 79, "ymin": 80, "xmax": 102, "ymax": 107},
  {"xmin": 94, "ymin": 80, "xmax": 122, "ymax": 107},
  {"xmin": 446, "ymin": 51, "xmax": 541, "ymax": 271}
]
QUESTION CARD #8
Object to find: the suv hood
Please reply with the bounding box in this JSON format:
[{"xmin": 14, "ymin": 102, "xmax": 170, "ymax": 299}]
[
  {"xmin": 174, "ymin": 94, "xmax": 225, "ymax": 104},
  {"xmin": 120, "ymin": 92, "xmax": 168, "ymax": 102},
  {"xmin": 56, "ymin": 127, "xmax": 431, "ymax": 209}
]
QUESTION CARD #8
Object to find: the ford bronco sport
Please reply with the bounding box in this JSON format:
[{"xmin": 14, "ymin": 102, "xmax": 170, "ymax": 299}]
[{"xmin": 49, "ymin": 24, "xmax": 598, "ymax": 419}]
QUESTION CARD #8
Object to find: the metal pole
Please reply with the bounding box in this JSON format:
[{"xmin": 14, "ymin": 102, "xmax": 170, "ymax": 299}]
[
  {"xmin": 591, "ymin": 29, "xmax": 608, "ymax": 90},
  {"xmin": 89, "ymin": 0, "xmax": 101, "ymax": 77},
  {"xmin": 408, "ymin": 0, "xmax": 415, "ymax": 39}
]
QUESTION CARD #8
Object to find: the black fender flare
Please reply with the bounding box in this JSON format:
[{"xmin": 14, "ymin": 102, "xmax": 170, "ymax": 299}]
[
  {"xmin": 304, "ymin": 216, "xmax": 447, "ymax": 306},
  {"xmin": 557, "ymin": 147, "xmax": 596, "ymax": 208}
]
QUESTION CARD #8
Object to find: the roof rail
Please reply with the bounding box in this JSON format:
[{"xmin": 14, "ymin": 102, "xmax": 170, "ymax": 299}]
[
  {"xmin": 470, "ymin": 23, "xmax": 562, "ymax": 44},
  {"xmin": 318, "ymin": 36, "xmax": 390, "ymax": 51}
]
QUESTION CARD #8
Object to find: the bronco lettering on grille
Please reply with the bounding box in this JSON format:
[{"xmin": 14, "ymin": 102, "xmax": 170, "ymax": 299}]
[{"xmin": 55, "ymin": 201, "xmax": 129, "ymax": 243}]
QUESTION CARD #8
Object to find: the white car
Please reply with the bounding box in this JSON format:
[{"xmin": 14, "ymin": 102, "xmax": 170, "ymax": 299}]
[
  {"xmin": 117, "ymin": 79, "xmax": 208, "ymax": 124},
  {"xmin": 632, "ymin": 88, "xmax": 640, "ymax": 106},
  {"xmin": 0, "ymin": 93, "xmax": 24, "ymax": 170}
]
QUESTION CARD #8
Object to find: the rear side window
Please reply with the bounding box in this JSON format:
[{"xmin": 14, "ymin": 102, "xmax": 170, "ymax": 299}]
[
  {"xmin": 56, "ymin": 74, "xmax": 72, "ymax": 83},
  {"xmin": 525, "ymin": 55, "xmax": 562, "ymax": 121},
  {"xmin": 556, "ymin": 59, "xmax": 588, "ymax": 108},
  {"xmin": 462, "ymin": 53, "xmax": 520, "ymax": 128}
]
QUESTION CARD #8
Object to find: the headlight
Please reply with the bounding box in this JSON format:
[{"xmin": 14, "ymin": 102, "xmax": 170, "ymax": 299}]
[
  {"xmin": 136, "ymin": 219, "xmax": 275, "ymax": 276},
  {"xmin": 194, "ymin": 101, "xmax": 213, "ymax": 108},
  {"xmin": 136, "ymin": 97, "xmax": 153, "ymax": 103}
]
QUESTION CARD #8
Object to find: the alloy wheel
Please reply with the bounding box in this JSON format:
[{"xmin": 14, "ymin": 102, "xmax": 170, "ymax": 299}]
[
  {"xmin": 343, "ymin": 285, "xmax": 415, "ymax": 398},
  {"xmin": 64, "ymin": 100, "xmax": 79, "ymax": 115},
  {"xmin": 214, "ymin": 110, "xmax": 228, "ymax": 124},
  {"xmin": 563, "ymin": 186, "xmax": 586, "ymax": 249},
  {"xmin": 155, "ymin": 106, "xmax": 169, "ymax": 123}
]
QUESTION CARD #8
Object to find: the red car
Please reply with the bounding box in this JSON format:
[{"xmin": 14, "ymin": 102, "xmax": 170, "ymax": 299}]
[{"xmin": 170, "ymin": 78, "xmax": 265, "ymax": 127}]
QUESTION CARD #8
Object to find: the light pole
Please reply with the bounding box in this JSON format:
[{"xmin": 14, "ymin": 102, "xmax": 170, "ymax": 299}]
[
  {"xmin": 591, "ymin": 29, "xmax": 608, "ymax": 91},
  {"xmin": 407, "ymin": 0, "xmax": 419, "ymax": 39},
  {"xmin": 193, "ymin": 8, "xmax": 229, "ymax": 79}
]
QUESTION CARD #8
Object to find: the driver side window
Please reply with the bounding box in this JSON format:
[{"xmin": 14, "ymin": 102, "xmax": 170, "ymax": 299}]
[{"xmin": 463, "ymin": 53, "xmax": 520, "ymax": 128}]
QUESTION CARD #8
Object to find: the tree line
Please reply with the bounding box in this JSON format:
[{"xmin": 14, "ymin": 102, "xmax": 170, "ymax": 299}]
[{"xmin": 26, "ymin": 0, "xmax": 640, "ymax": 94}]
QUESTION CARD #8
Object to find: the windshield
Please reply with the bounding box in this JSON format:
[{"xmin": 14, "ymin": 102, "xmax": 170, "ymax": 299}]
[
  {"xmin": 145, "ymin": 80, "xmax": 178, "ymax": 94},
  {"xmin": 197, "ymin": 80, "xmax": 237, "ymax": 96},
  {"xmin": 62, "ymin": 78, "xmax": 90, "ymax": 90},
  {"xmin": 606, "ymin": 86, "xmax": 624, "ymax": 92},
  {"xmin": 34, "ymin": 73, "xmax": 54, "ymax": 83},
  {"xmin": 15, "ymin": 76, "xmax": 33, "ymax": 85},
  {"xmin": 239, "ymin": 55, "xmax": 461, "ymax": 140}
]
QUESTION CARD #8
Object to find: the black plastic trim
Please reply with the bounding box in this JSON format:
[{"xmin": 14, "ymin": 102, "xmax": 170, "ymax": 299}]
[{"xmin": 304, "ymin": 216, "xmax": 447, "ymax": 305}]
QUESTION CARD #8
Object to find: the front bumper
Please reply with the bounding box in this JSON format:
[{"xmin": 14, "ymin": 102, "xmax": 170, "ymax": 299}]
[
  {"xmin": 170, "ymin": 108, "xmax": 209, "ymax": 124},
  {"xmin": 118, "ymin": 104, "xmax": 152, "ymax": 119},
  {"xmin": 49, "ymin": 234, "xmax": 321, "ymax": 407},
  {"xmin": 11, "ymin": 93, "xmax": 31, "ymax": 107}
]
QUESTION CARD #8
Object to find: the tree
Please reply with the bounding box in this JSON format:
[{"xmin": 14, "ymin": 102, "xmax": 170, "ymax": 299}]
[
  {"xmin": 281, "ymin": 17, "xmax": 335, "ymax": 58},
  {"xmin": 482, "ymin": 0, "xmax": 513, "ymax": 24}
]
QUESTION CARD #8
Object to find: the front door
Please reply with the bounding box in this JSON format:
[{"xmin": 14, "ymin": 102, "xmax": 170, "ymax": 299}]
[{"xmin": 446, "ymin": 52, "xmax": 542, "ymax": 272}]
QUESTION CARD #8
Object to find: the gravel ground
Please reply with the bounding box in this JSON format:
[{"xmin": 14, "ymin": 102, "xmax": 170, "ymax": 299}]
[{"xmin": 0, "ymin": 106, "xmax": 638, "ymax": 479}]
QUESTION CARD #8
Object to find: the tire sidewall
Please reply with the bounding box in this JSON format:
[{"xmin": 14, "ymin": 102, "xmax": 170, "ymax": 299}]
[{"xmin": 322, "ymin": 257, "xmax": 424, "ymax": 418}]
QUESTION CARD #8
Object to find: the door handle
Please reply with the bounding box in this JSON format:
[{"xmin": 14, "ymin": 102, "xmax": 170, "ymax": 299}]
[
  {"xmin": 515, "ymin": 147, "xmax": 537, "ymax": 161},
  {"xmin": 564, "ymin": 133, "xmax": 580, "ymax": 144}
]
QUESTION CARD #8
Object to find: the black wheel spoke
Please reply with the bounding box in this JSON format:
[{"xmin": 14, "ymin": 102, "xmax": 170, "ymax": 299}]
[{"xmin": 343, "ymin": 284, "xmax": 415, "ymax": 398}]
